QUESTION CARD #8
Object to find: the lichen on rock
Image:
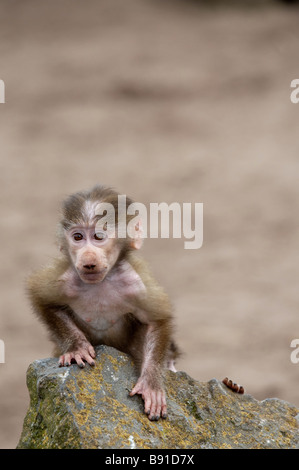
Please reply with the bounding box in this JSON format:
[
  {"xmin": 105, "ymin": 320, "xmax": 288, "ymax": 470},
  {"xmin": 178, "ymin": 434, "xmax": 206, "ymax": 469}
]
[{"xmin": 17, "ymin": 345, "xmax": 299, "ymax": 449}]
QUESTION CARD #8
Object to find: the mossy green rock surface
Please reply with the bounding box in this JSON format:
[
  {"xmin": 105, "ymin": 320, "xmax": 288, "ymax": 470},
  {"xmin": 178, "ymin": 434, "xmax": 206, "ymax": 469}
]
[{"xmin": 18, "ymin": 345, "xmax": 299, "ymax": 449}]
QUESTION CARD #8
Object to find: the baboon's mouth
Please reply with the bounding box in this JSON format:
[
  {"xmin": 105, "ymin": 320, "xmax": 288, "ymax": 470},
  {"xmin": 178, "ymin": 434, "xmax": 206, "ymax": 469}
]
[{"xmin": 79, "ymin": 270, "xmax": 107, "ymax": 283}]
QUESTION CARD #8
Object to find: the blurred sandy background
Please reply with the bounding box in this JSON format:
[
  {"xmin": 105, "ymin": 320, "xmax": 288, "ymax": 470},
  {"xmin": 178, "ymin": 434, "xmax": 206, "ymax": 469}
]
[{"xmin": 0, "ymin": 0, "xmax": 299, "ymax": 449}]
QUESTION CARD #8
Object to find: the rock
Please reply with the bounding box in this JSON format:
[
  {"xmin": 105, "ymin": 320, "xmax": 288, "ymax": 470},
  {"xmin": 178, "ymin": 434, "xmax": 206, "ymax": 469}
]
[{"xmin": 17, "ymin": 345, "xmax": 299, "ymax": 449}]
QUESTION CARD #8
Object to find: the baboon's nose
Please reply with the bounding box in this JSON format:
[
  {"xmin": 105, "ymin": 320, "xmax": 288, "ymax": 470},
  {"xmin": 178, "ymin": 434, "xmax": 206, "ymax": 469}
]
[{"xmin": 83, "ymin": 264, "xmax": 96, "ymax": 270}]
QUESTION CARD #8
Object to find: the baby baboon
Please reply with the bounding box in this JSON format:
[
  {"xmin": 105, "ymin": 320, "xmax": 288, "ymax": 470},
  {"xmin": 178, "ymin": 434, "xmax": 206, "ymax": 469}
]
[{"xmin": 28, "ymin": 185, "xmax": 179, "ymax": 420}]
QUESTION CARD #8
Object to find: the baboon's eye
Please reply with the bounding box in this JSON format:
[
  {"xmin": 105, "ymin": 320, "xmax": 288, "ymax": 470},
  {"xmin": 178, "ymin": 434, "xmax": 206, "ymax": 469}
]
[
  {"xmin": 73, "ymin": 233, "xmax": 83, "ymax": 241},
  {"xmin": 94, "ymin": 231, "xmax": 106, "ymax": 241}
]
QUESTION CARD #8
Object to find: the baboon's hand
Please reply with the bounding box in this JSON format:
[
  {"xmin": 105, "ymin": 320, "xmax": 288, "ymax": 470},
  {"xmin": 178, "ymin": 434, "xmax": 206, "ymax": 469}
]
[
  {"xmin": 59, "ymin": 344, "xmax": 96, "ymax": 368},
  {"xmin": 130, "ymin": 377, "xmax": 167, "ymax": 421}
]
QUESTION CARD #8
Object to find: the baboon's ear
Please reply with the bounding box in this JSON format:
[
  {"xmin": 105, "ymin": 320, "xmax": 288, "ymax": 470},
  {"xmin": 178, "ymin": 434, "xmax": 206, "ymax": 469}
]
[{"xmin": 130, "ymin": 220, "xmax": 143, "ymax": 250}]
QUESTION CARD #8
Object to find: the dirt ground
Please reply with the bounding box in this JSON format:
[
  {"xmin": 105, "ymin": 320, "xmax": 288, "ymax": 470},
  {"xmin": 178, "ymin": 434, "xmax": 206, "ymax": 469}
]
[{"xmin": 1, "ymin": 0, "xmax": 299, "ymax": 449}]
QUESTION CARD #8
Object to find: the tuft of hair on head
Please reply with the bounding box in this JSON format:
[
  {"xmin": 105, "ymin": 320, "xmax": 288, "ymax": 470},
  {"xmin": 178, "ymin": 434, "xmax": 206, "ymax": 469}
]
[{"xmin": 60, "ymin": 185, "xmax": 118, "ymax": 229}]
